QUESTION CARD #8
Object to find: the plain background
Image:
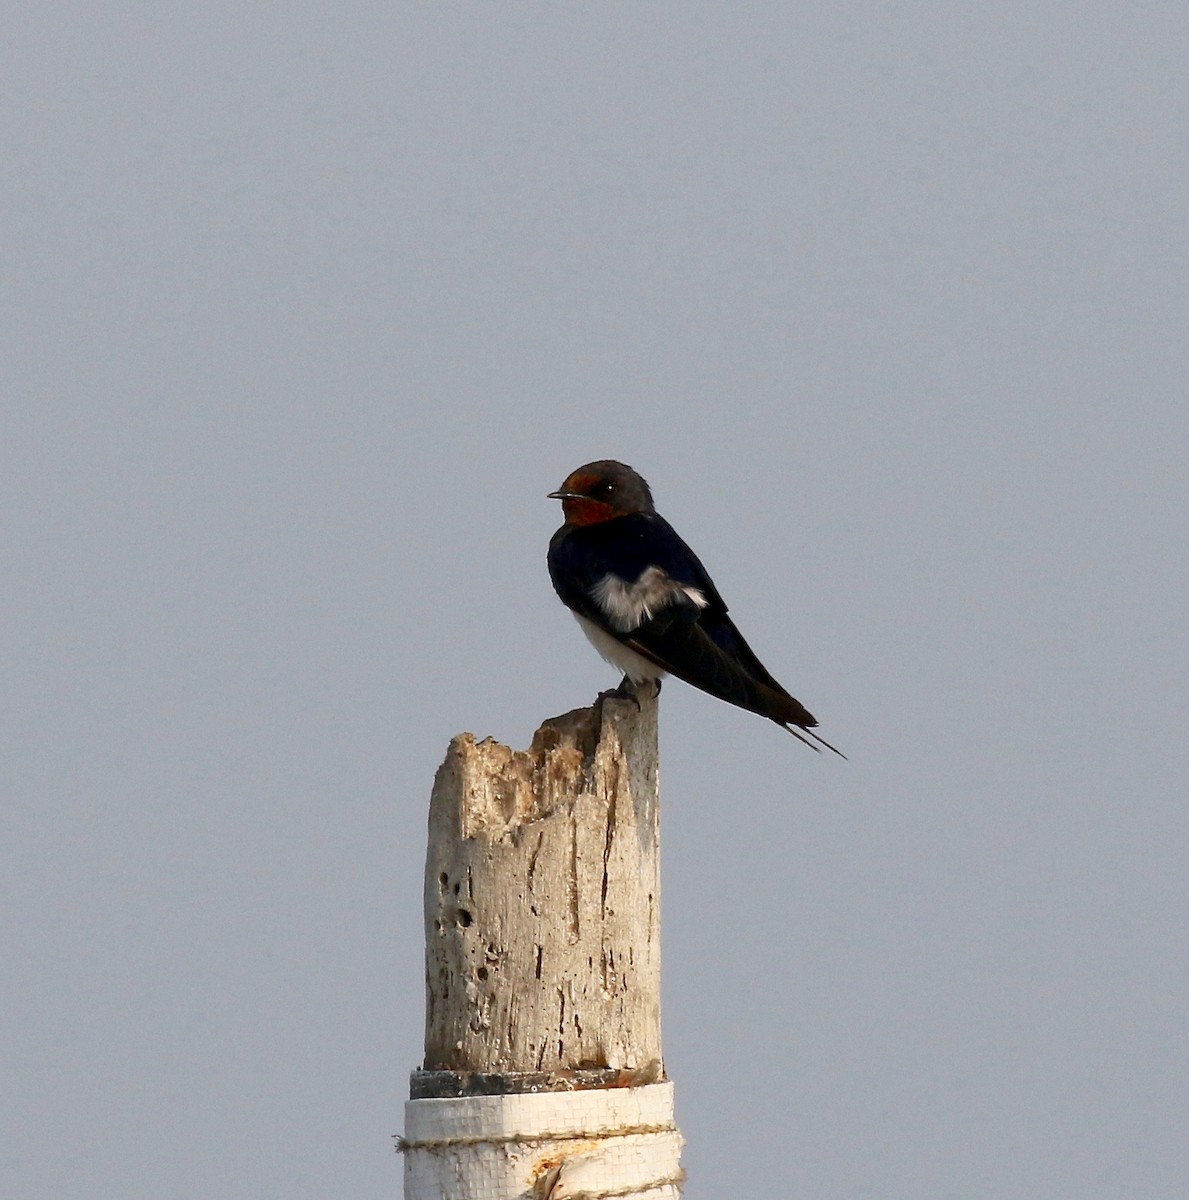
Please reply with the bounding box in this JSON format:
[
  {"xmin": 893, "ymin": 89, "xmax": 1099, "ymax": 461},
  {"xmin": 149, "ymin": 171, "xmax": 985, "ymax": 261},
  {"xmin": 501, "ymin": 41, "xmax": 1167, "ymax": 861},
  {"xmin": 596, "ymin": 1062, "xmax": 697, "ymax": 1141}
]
[{"xmin": 5, "ymin": 6, "xmax": 1187, "ymax": 1198}]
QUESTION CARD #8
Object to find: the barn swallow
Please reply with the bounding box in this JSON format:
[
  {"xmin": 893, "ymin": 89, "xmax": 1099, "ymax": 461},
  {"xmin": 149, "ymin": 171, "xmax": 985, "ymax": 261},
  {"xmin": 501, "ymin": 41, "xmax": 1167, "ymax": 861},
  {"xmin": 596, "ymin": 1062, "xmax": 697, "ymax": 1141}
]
[{"xmin": 548, "ymin": 460, "xmax": 843, "ymax": 755}]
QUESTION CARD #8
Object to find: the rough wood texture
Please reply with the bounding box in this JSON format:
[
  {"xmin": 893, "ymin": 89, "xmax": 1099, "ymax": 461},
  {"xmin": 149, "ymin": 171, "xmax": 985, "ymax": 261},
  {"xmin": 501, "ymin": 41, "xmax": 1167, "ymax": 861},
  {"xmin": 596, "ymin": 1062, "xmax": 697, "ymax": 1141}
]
[{"xmin": 422, "ymin": 690, "xmax": 662, "ymax": 1083}]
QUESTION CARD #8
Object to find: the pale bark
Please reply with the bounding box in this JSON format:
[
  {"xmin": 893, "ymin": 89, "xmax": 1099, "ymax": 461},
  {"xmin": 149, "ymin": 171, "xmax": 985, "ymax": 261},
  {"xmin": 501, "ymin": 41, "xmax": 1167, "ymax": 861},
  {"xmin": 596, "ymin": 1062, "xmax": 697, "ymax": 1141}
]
[{"xmin": 420, "ymin": 689, "xmax": 662, "ymax": 1085}]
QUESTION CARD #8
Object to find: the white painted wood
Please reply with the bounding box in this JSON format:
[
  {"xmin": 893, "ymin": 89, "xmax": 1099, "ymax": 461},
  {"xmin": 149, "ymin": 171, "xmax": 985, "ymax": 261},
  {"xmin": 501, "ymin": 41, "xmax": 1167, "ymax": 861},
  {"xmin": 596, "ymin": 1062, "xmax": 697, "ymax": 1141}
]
[
  {"xmin": 401, "ymin": 1081, "xmax": 684, "ymax": 1200},
  {"xmin": 421, "ymin": 690, "xmax": 663, "ymax": 1079}
]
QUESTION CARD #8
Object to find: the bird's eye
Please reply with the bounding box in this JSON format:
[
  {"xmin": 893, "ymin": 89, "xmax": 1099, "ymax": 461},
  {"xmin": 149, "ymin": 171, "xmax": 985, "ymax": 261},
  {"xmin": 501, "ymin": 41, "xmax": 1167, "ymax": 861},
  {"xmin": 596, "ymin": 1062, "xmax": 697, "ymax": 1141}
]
[{"xmin": 595, "ymin": 481, "xmax": 615, "ymax": 497}]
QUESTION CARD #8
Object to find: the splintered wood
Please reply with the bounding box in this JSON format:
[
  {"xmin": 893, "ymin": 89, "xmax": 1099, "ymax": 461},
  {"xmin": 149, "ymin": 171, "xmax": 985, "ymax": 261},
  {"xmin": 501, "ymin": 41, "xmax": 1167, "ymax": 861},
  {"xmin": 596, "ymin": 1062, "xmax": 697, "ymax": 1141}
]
[{"xmin": 422, "ymin": 690, "xmax": 662, "ymax": 1080}]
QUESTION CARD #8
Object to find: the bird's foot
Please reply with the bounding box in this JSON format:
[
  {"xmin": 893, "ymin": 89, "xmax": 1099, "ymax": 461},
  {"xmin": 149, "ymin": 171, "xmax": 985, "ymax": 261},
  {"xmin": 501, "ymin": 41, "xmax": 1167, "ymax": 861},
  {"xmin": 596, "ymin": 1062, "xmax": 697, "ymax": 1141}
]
[
  {"xmin": 599, "ymin": 675, "xmax": 641, "ymax": 709},
  {"xmin": 598, "ymin": 676, "xmax": 660, "ymax": 711}
]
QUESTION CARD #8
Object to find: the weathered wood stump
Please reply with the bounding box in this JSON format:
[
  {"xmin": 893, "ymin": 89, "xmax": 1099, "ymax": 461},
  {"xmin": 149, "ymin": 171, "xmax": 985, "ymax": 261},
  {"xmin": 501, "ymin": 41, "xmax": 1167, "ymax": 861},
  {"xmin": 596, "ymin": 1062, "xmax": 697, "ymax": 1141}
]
[
  {"xmin": 415, "ymin": 688, "xmax": 663, "ymax": 1096},
  {"xmin": 401, "ymin": 689, "xmax": 684, "ymax": 1199}
]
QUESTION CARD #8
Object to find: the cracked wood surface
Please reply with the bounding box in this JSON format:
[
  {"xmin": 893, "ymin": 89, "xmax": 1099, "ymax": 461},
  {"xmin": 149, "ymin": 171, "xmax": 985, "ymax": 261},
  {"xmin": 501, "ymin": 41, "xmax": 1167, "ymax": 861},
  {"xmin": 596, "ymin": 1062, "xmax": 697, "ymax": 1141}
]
[{"xmin": 421, "ymin": 690, "xmax": 663, "ymax": 1080}]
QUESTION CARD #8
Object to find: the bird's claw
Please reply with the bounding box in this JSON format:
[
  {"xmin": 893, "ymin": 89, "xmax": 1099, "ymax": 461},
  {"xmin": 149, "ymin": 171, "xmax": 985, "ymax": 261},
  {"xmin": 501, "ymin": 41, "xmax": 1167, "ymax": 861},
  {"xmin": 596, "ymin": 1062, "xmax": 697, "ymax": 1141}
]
[
  {"xmin": 598, "ymin": 676, "xmax": 661, "ymax": 711},
  {"xmin": 599, "ymin": 675, "xmax": 641, "ymax": 709}
]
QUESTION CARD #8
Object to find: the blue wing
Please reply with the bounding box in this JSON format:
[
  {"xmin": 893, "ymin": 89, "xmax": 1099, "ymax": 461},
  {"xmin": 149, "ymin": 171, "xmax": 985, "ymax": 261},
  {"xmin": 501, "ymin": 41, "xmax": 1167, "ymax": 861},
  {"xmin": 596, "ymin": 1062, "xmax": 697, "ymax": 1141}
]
[{"xmin": 549, "ymin": 513, "xmax": 821, "ymax": 729}]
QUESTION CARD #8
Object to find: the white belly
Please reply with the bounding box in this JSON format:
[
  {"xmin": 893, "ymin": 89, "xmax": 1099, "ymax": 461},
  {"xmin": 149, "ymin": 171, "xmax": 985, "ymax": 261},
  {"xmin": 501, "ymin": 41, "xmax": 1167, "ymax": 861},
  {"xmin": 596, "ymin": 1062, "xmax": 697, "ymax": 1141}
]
[{"xmin": 574, "ymin": 614, "xmax": 665, "ymax": 683}]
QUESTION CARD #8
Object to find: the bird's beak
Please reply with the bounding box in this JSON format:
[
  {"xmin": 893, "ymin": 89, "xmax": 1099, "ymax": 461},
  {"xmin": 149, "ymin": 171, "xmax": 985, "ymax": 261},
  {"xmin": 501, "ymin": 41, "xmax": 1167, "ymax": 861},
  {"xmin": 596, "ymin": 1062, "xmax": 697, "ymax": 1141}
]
[{"xmin": 548, "ymin": 490, "xmax": 582, "ymax": 500}]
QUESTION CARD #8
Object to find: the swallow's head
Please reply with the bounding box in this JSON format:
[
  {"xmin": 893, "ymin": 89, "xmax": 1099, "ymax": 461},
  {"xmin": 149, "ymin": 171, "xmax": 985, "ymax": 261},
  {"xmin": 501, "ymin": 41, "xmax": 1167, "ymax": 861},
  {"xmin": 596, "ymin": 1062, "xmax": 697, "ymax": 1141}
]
[{"xmin": 549, "ymin": 460, "xmax": 655, "ymax": 526}]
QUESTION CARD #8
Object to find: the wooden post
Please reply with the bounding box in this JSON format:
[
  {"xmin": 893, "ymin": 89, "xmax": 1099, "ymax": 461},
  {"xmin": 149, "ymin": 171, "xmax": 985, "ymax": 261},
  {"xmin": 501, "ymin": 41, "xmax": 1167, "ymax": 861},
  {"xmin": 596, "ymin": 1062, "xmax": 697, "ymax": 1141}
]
[{"xmin": 400, "ymin": 690, "xmax": 685, "ymax": 1199}]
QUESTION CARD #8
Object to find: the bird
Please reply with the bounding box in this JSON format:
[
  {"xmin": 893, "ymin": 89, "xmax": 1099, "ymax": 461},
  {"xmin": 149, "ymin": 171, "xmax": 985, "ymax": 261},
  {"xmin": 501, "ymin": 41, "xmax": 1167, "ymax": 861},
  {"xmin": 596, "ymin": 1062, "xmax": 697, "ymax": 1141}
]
[{"xmin": 547, "ymin": 459, "xmax": 844, "ymax": 756}]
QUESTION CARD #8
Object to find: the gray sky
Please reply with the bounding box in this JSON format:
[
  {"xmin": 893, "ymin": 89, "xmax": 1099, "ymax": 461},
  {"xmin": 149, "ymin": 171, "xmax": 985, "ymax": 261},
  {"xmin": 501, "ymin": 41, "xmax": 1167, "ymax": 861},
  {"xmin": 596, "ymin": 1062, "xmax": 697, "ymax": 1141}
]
[{"xmin": 5, "ymin": 5, "xmax": 1188, "ymax": 1198}]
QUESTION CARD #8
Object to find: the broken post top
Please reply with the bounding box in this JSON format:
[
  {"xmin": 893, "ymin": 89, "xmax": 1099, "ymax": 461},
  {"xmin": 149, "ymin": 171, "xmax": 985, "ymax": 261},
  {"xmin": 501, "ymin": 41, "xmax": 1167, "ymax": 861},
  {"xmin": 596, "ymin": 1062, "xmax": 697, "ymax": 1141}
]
[{"xmin": 418, "ymin": 689, "xmax": 663, "ymax": 1097}]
